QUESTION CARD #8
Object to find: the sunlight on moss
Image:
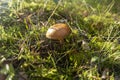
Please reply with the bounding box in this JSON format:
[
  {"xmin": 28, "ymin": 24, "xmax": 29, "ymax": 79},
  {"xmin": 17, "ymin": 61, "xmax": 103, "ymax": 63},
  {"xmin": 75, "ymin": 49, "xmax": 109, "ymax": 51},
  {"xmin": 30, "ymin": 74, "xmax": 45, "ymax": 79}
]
[{"xmin": 0, "ymin": 26, "xmax": 7, "ymax": 40}]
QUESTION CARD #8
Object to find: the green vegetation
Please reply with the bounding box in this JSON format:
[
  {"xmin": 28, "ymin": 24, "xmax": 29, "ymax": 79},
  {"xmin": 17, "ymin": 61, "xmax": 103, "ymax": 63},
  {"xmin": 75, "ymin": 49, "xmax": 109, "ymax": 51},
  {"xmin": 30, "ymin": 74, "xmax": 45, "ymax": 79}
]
[{"xmin": 0, "ymin": 0, "xmax": 120, "ymax": 80}]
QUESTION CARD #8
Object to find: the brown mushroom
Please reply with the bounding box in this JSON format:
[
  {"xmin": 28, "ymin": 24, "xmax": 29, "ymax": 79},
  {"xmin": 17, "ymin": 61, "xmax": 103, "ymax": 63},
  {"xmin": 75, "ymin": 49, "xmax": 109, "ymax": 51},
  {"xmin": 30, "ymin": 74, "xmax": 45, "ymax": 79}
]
[{"xmin": 46, "ymin": 23, "xmax": 71, "ymax": 43}]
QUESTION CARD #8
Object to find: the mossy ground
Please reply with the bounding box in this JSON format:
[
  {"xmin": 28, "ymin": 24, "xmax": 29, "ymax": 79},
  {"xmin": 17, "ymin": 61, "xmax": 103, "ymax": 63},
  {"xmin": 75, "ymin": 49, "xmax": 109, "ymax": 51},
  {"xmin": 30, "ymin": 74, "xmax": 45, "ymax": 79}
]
[{"xmin": 0, "ymin": 0, "xmax": 120, "ymax": 80}]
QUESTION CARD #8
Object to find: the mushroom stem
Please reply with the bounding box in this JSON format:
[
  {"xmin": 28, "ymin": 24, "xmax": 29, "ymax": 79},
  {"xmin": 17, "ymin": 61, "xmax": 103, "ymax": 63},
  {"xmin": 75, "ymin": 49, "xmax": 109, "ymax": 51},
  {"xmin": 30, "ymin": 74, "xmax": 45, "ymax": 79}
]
[{"xmin": 59, "ymin": 39, "xmax": 64, "ymax": 44}]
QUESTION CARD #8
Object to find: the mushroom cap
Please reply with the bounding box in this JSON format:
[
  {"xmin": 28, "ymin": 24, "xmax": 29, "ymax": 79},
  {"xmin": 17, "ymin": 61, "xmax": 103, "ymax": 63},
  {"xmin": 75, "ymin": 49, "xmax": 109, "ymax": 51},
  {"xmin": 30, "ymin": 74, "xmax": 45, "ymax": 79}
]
[{"xmin": 46, "ymin": 23, "xmax": 71, "ymax": 41}]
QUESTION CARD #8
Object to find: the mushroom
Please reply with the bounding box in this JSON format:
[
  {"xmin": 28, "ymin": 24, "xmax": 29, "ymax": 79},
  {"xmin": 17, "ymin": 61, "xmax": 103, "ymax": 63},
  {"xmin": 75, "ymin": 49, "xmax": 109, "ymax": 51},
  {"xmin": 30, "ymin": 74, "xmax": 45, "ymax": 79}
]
[{"xmin": 46, "ymin": 23, "xmax": 71, "ymax": 43}]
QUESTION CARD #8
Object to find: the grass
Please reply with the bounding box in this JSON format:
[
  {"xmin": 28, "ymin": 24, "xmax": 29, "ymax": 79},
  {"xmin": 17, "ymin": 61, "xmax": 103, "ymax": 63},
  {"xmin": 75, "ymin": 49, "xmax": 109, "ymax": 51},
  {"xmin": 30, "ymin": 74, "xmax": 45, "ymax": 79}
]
[{"xmin": 0, "ymin": 0, "xmax": 120, "ymax": 80}]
